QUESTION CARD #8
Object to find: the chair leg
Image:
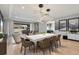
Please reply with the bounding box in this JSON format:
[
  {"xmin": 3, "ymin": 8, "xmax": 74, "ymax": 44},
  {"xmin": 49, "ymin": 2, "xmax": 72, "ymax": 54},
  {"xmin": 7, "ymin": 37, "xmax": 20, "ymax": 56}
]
[
  {"xmin": 42, "ymin": 49, "xmax": 45, "ymax": 55},
  {"xmin": 24, "ymin": 47, "xmax": 26, "ymax": 55},
  {"xmin": 32, "ymin": 44, "xmax": 36, "ymax": 53},
  {"xmin": 36, "ymin": 46, "xmax": 38, "ymax": 53},
  {"xmin": 33, "ymin": 45, "xmax": 36, "ymax": 53},
  {"xmin": 55, "ymin": 41, "xmax": 58, "ymax": 48},
  {"xmin": 52, "ymin": 43, "xmax": 55, "ymax": 52},
  {"xmin": 20, "ymin": 46, "xmax": 22, "ymax": 53},
  {"xmin": 59, "ymin": 41, "xmax": 61, "ymax": 46},
  {"xmin": 56, "ymin": 42, "xmax": 58, "ymax": 48},
  {"xmin": 49, "ymin": 48, "xmax": 51, "ymax": 55},
  {"xmin": 29, "ymin": 46, "xmax": 31, "ymax": 50}
]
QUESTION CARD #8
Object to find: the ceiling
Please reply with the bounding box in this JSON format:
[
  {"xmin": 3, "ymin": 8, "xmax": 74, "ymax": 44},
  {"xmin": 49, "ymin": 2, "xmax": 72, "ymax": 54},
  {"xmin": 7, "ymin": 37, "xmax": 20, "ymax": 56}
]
[{"xmin": 1, "ymin": 4, "xmax": 79, "ymax": 22}]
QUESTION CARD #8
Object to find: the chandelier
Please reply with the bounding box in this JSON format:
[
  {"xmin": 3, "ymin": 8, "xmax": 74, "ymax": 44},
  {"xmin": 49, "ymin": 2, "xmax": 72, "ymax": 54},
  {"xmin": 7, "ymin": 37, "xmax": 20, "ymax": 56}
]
[{"xmin": 38, "ymin": 4, "xmax": 51, "ymax": 22}]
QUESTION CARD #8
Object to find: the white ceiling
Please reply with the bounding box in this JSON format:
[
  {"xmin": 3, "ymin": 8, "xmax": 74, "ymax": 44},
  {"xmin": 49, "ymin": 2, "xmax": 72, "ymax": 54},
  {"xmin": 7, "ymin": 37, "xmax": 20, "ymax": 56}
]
[{"xmin": 0, "ymin": 4, "xmax": 79, "ymax": 22}]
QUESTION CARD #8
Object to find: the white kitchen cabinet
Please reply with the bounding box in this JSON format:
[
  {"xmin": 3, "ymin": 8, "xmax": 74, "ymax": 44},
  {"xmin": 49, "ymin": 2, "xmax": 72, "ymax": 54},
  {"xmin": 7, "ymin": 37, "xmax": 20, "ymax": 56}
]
[{"xmin": 68, "ymin": 34, "xmax": 79, "ymax": 41}]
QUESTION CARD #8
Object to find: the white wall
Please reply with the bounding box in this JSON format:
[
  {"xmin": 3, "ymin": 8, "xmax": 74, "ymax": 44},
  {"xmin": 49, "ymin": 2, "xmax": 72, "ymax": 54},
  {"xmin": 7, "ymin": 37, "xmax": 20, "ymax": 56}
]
[
  {"xmin": 39, "ymin": 22, "xmax": 47, "ymax": 33},
  {"xmin": 0, "ymin": 4, "xmax": 9, "ymax": 19},
  {"xmin": 51, "ymin": 21, "xmax": 55, "ymax": 31}
]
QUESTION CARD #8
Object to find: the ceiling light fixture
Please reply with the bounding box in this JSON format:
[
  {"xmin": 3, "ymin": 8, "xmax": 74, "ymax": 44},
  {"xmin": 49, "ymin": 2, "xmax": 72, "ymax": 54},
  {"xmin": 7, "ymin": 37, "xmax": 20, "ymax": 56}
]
[
  {"xmin": 39, "ymin": 4, "xmax": 44, "ymax": 8},
  {"xmin": 38, "ymin": 4, "xmax": 51, "ymax": 22}
]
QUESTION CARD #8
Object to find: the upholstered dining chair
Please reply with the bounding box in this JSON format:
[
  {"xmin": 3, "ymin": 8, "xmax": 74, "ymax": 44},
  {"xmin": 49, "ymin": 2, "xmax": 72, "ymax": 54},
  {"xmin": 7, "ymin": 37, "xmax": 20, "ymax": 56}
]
[
  {"xmin": 50, "ymin": 36, "xmax": 58, "ymax": 51},
  {"xmin": 58, "ymin": 34, "xmax": 61, "ymax": 46},
  {"xmin": 37, "ymin": 38, "xmax": 51, "ymax": 55},
  {"xmin": 20, "ymin": 38, "xmax": 35, "ymax": 55},
  {"xmin": 50, "ymin": 35, "xmax": 61, "ymax": 50},
  {"xmin": 56, "ymin": 34, "xmax": 61, "ymax": 47}
]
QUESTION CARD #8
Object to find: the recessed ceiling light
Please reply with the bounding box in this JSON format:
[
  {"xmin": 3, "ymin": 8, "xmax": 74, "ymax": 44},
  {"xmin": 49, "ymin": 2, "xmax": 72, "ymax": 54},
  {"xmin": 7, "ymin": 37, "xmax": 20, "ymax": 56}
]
[{"xmin": 22, "ymin": 6, "xmax": 25, "ymax": 9}]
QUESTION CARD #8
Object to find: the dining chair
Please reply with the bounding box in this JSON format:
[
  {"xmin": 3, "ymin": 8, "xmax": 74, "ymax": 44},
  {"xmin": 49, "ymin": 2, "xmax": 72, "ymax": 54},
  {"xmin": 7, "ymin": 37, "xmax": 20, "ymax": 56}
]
[
  {"xmin": 50, "ymin": 36, "xmax": 58, "ymax": 51},
  {"xmin": 37, "ymin": 38, "xmax": 51, "ymax": 55},
  {"xmin": 56, "ymin": 34, "xmax": 61, "ymax": 47},
  {"xmin": 20, "ymin": 38, "xmax": 35, "ymax": 55}
]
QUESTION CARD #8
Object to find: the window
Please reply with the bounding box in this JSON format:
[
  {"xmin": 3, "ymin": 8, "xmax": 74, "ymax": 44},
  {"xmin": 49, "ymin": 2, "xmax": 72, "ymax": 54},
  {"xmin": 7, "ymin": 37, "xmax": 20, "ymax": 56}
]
[
  {"xmin": 69, "ymin": 19, "xmax": 78, "ymax": 31},
  {"xmin": 0, "ymin": 11, "xmax": 3, "ymax": 33},
  {"xmin": 59, "ymin": 20, "xmax": 67, "ymax": 31}
]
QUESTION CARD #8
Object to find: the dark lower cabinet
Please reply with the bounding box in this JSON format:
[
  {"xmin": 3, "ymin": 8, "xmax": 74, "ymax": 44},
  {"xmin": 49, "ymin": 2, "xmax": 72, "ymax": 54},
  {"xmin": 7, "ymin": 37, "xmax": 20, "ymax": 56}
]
[
  {"xmin": 0, "ymin": 34, "xmax": 7, "ymax": 55},
  {"xmin": 47, "ymin": 30, "xmax": 53, "ymax": 33},
  {"xmin": 63, "ymin": 35, "xmax": 68, "ymax": 39},
  {"xmin": 0, "ymin": 42, "xmax": 6, "ymax": 55}
]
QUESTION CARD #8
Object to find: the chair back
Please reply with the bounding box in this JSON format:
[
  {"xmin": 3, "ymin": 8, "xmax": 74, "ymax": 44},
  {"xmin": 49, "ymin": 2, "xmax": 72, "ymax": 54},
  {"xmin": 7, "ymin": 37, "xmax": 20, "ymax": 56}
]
[
  {"xmin": 21, "ymin": 38, "xmax": 30, "ymax": 47},
  {"xmin": 37, "ymin": 38, "xmax": 51, "ymax": 49},
  {"xmin": 51, "ymin": 36, "xmax": 57, "ymax": 42},
  {"xmin": 56, "ymin": 34, "xmax": 61, "ymax": 41}
]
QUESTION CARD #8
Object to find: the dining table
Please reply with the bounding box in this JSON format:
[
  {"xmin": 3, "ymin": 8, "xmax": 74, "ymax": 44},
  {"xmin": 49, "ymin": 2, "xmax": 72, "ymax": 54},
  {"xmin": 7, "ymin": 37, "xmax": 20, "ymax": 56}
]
[
  {"xmin": 27, "ymin": 33, "xmax": 57, "ymax": 43},
  {"xmin": 26, "ymin": 33, "xmax": 58, "ymax": 53}
]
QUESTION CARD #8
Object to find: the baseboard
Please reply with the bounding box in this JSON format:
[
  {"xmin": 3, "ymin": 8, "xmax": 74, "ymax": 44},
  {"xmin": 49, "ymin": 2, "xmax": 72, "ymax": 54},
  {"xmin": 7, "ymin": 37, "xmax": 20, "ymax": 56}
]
[{"xmin": 64, "ymin": 39, "xmax": 79, "ymax": 42}]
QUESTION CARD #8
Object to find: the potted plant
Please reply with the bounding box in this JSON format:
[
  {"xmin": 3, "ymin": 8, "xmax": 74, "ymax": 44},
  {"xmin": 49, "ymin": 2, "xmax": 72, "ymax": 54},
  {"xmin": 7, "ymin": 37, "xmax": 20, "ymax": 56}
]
[
  {"xmin": 70, "ymin": 29, "xmax": 77, "ymax": 34},
  {"xmin": 0, "ymin": 33, "xmax": 4, "ymax": 42}
]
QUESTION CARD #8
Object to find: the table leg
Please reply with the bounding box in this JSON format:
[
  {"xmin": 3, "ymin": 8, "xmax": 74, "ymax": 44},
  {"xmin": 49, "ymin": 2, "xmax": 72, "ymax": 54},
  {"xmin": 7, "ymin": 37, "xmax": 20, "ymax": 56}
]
[{"xmin": 34, "ymin": 42, "xmax": 37, "ymax": 54}]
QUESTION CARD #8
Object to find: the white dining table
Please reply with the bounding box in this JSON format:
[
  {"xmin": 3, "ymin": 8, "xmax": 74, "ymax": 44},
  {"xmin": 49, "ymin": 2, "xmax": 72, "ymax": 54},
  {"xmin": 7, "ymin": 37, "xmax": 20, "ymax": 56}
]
[
  {"xmin": 26, "ymin": 33, "xmax": 58, "ymax": 53},
  {"xmin": 27, "ymin": 33, "xmax": 57, "ymax": 43}
]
